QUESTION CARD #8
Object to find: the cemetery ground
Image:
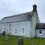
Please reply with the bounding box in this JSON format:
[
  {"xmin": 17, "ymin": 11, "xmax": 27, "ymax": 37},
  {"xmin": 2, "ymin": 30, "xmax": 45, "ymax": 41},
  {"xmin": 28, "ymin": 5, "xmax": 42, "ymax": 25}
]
[{"xmin": 0, "ymin": 35, "xmax": 45, "ymax": 45}]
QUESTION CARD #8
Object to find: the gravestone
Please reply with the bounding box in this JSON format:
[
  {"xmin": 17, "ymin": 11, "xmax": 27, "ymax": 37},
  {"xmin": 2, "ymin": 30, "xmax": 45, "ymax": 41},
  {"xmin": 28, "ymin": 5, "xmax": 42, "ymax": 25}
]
[
  {"xmin": 2, "ymin": 31, "xmax": 6, "ymax": 36},
  {"xmin": 17, "ymin": 37, "xmax": 24, "ymax": 45},
  {"xmin": 32, "ymin": 42, "xmax": 35, "ymax": 45}
]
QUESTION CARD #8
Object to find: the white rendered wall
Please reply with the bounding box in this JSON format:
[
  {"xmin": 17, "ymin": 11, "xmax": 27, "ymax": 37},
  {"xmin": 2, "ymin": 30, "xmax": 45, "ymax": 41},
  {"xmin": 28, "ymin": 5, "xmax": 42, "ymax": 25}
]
[
  {"xmin": 36, "ymin": 29, "xmax": 45, "ymax": 38},
  {"xmin": 0, "ymin": 21, "xmax": 31, "ymax": 38},
  {"xmin": 11, "ymin": 21, "xmax": 31, "ymax": 37},
  {"xmin": 30, "ymin": 12, "xmax": 38, "ymax": 37}
]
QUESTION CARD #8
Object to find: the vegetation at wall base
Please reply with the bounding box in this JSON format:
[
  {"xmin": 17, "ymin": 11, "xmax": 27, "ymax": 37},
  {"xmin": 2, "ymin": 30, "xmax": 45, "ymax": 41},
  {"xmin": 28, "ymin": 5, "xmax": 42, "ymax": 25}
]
[{"xmin": 0, "ymin": 35, "xmax": 45, "ymax": 45}]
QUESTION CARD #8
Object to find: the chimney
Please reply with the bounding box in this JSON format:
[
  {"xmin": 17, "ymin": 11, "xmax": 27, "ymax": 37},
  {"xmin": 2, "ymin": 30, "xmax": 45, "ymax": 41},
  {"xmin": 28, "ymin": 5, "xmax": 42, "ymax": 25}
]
[{"xmin": 33, "ymin": 4, "xmax": 37, "ymax": 11}]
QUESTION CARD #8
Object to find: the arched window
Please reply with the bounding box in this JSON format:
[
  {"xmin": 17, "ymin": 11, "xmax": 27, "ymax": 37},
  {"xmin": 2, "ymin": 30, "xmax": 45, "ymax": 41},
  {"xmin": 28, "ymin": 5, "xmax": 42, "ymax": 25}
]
[
  {"xmin": 4, "ymin": 24, "xmax": 6, "ymax": 30},
  {"xmin": 9, "ymin": 24, "xmax": 11, "ymax": 30},
  {"xmin": 15, "ymin": 29, "xmax": 17, "ymax": 34},
  {"xmin": 39, "ymin": 30, "xmax": 42, "ymax": 34},
  {"xmin": 22, "ymin": 28, "xmax": 24, "ymax": 33}
]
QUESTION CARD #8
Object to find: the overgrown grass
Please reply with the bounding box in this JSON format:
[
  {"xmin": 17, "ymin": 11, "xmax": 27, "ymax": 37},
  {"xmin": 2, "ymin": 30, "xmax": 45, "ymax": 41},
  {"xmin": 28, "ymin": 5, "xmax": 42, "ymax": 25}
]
[
  {"xmin": 24, "ymin": 38, "xmax": 45, "ymax": 45},
  {"xmin": 0, "ymin": 35, "xmax": 18, "ymax": 45},
  {"xmin": 0, "ymin": 35, "xmax": 45, "ymax": 45}
]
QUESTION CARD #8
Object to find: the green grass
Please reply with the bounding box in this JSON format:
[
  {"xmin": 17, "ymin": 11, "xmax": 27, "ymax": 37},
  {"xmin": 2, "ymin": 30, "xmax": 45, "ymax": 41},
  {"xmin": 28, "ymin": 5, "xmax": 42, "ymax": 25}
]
[
  {"xmin": 0, "ymin": 35, "xmax": 18, "ymax": 45},
  {"xmin": 0, "ymin": 36, "xmax": 45, "ymax": 45},
  {"xmin": 24, "ymin": 38, "xmax": 45, "ymax": 45}
]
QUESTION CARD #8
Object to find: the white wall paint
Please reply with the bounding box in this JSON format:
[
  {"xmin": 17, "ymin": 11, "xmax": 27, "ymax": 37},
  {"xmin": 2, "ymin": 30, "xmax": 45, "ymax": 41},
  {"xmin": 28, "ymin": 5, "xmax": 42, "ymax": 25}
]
[
  {"xmin": 30, "ymin": 12, "xmax": 39, "ymax": 37},
  {"xmin": 36, "ymin": 29, "xmax": 45, "ymax": 38},
  {"xmin": 0, "ymin": 21, "xmax": 31, "ymax": 38},
  {"xmin": 11, "ymin": 21, "xmax": 31, "ymax": 37}
]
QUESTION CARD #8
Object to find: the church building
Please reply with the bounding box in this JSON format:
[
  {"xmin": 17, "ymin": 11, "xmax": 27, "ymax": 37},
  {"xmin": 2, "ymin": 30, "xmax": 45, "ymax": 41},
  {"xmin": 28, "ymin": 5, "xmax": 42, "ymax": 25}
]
[{"xmin": 0, "ymin": 4, "xmax": 45, "ymax": 38}]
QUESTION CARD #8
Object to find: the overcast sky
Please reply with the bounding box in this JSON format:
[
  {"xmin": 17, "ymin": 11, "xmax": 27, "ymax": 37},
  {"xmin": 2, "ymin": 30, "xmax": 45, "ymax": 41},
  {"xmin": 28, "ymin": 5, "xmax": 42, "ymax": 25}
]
[{"xmin": 0, "ymin": 0, "xmax": 45, "ymax": 23}]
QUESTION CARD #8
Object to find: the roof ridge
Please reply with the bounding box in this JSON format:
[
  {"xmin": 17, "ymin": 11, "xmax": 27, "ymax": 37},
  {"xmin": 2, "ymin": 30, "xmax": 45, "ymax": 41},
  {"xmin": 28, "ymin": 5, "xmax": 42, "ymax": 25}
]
[{"xmin": 2, "ymin": 11, "xmax": 32, "ymax": 19}]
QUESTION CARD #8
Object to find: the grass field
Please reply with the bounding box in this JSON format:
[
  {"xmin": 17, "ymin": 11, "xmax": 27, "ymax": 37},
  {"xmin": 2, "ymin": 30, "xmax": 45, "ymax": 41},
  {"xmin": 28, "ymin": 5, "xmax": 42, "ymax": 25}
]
[{"xmin": 0, "ymin": 35, "xmax": 45, "ymax": 45}]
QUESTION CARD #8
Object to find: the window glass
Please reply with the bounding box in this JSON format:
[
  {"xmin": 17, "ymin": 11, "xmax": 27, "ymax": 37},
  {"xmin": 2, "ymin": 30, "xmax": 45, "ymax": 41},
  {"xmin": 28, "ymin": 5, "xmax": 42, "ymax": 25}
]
[
  {"xmin": 4, "ymin": 24, "xmax": 6, "ymax": 30},
  {"xmin": 9, "ymin": 24, "xmax": 11, "ymax": 30},
  {"xmin": 22, "ymin": 28, "xmax": 24, "ymax": 33},
  {"xmin": 39, "ymin": 30, "xmax": 42, "ymax": 34},
  {"xmin": 15, "ymin": 29, "xmax": 17, "ymax": 34}
]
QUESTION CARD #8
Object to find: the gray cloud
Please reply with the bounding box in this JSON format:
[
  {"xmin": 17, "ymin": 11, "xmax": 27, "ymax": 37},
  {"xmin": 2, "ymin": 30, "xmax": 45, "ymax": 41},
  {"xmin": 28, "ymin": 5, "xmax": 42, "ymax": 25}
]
[{"xmin": 0, "ymin": 0, "xmax": 45, "ymax": 23}]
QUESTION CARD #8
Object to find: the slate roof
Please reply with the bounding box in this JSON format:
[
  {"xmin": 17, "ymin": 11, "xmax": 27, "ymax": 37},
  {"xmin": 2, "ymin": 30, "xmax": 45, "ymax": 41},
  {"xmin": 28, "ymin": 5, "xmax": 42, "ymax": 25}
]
[
  {"xmin": 36, "ymin": 23, "xmax": 45, "ymax": 29},
  {"xmin": 0, "ymin": 11, "xmax": 34, "ymax": 24}
]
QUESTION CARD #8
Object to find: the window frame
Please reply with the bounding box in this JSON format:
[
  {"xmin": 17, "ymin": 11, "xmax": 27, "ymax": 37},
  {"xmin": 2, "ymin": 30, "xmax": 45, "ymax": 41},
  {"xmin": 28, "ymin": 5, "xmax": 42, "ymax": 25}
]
[
  {"xmin": 9, "ymin": 24, "xmax": 11, "ymax": 30},
  {"xmin": 39, "ymin": 30, "xmax": 42, "ymax": 34},
  {"xmin": 4, "ymin": 24, "xmax": 6, "ymax": 30},
  {"xmin": 15, "ymin": 29, "xmax": 17, "ymax": 34},
  {"xmin": 22, "ymin": 28, "xmax": 24, "ymax": 33}
]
